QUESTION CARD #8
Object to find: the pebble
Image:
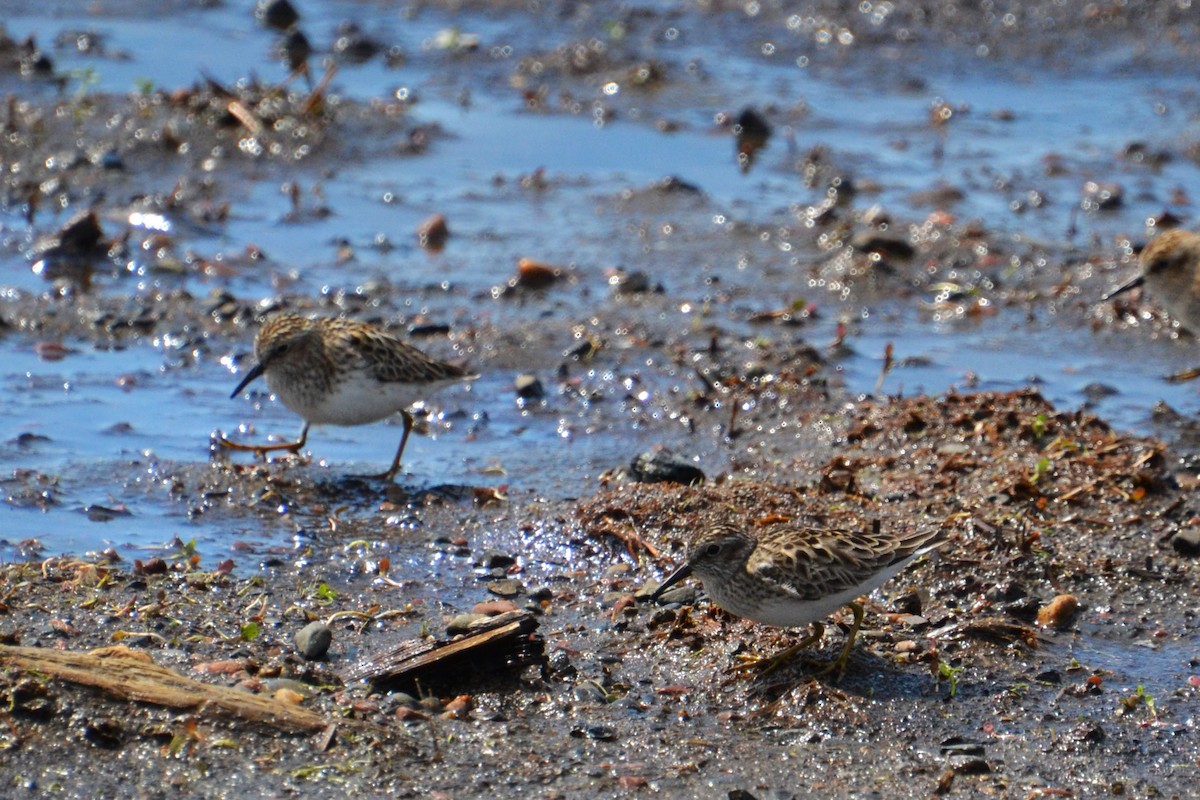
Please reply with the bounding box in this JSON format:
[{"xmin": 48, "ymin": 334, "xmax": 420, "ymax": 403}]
[
  {"xmin": 294, "ymin": 621, "xmax": 332, "ymax": 660},
  {"xmin": 487, "ymin": 578, "xmax": 523, "ymax": 597},
  {"xmin": 1036, "ymin": 594, "xmax": 1080, "ymax": 630},
  {"xmin": 446, "ymin": 613, "xmax": 487, "ymax": 635},
  {"xmin": 629, "ymin": 449, "xmax": 705, "ymax": 485},
  {"xmin": 416, "ymin": 213, "xmax": 450, "ymax": 250},
  {"xmin": 480, "ymin": 550, "xmax": 516, "ymax": 570},
  {"xmin": 472, "ymin": 599, "xmax": 517, "ymax": 616},
  {"xmin": 514, "ymin": 373, "xmax": 545, "ymax": 400},
  {"xmin": 1170, "ymin": 527, "xmax": 1200, "ymax": 556},
  {"xmin": 255, "ymin": 0, "xmax": 299, "ymax": 30}
]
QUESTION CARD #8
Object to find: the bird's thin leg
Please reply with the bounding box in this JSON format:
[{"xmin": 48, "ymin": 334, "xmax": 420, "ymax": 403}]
[
  {"xmin": 734, "ymin": 622, "xmax": 825, "ymax": 675},
  {"xmin": 360, "ymin": 411, "xmax": 413, "ymax": 482},
  {"xmin": 218, "ymin": 423, "xmax": 309, "ymax": 459},
  {"xmin": 811, "ymin": 601, "xmax": 865, "ymax": 680}
]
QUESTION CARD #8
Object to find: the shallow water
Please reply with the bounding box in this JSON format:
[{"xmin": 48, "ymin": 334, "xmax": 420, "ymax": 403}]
[{"xmin": 3, "ymin": 1, "xmax": 1200, "ymax": 560}]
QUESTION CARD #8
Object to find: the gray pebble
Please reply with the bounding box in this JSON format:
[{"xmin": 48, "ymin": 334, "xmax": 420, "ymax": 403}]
[
  {"xmin": 295, "ymin": 621, "xmax": 332, "ymax": 660},
  {"xmin": 446, "ymin": 613, "xmax": 487, "ymax": 635},
  {"xmin": 487, "ymin": 578, "xmax": 523, "ymax": 597}
]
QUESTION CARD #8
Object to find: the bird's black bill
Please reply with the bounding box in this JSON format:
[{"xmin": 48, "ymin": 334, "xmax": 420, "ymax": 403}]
[
  {"xmin": 1101, "ymin": 274, "xmax": 1144, "ymax": 302},
  {"xmin": 230, "ymin": 362, "xmax": 266, "ymax": 399},
  {"xmin": 649, "ymin": 562, "xmax": 692, "ymax": 602}
]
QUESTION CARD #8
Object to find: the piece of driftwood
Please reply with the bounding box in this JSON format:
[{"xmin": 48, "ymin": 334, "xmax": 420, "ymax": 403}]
[
  {"xmin": 343, "ymin": 610, "xmax": 544, "ymax": 687},
  {"xmin": 0, "ymin": 644, "xmax": 329, "ymax": 732}
]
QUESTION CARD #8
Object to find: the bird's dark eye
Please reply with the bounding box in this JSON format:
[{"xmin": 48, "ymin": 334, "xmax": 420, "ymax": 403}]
[{"xmin": 704, "ymin": 543, "xmax": 721, "ymax": 557}]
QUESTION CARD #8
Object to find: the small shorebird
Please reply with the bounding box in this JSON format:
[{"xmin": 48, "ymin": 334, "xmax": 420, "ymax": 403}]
[
  {"xmin": 1104, "ymin": 229, "xmax": 1200, "ymax": 334},
  {"xmin": 220, "ymin": 314, "xmax": 475, "ymax": 481},
  {"xmin": 650, "ymin": 520, "xmax": 947, "ymax": 677}
]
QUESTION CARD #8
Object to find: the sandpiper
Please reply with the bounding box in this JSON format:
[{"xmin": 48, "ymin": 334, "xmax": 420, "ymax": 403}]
[
  {"xmin": 220, "ymin": 314, "xmax": 475, "ymax": 481},
  {"xmin": 650, "ymin": 520, "xmax": 947, "ymax": 677},
  {"xmin": 1104, "ymin": 228, "xmax": 1200, "ymax": 334}
]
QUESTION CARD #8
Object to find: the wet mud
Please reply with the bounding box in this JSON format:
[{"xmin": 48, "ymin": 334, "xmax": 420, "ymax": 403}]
[{"xmin": 1, "ymin": 1, "xmax": 1199, "ymax": 798}]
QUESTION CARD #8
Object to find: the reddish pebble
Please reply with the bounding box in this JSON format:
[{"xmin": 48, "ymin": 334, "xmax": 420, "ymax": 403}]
[
  {"xmin": 1037, "ymin": 594, "xmax": 1079, "ymax": 630},
  {"xmin": 472, "ymin": 599, "xmax": 517, "ymax": 616},
  {"xmin": 441, "ymin": 694, "xmax": 471, "ymax": 719},
  {"xmin": 515, "ymin": 257, "xmax": 562, "ymax": 288},
  {"xmin": 416, "ymin": 213, "xmax": 450, "ymax": 250},
  {"xmin": 195, "ymin": 659, "xmax": 251, "ymax": 675}
]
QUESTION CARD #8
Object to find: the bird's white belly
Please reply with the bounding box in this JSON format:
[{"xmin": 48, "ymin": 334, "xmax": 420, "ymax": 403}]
[
  {"xmin": 708, "ymin": 558, "xmax": 912, "ymax": 628},
  {"xmin": 270, "ymin": 373, "xmax": 428, "ymax": 426}
]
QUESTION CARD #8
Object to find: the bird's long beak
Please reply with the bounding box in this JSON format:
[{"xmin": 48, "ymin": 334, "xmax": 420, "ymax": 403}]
[
  {"xmin": 649, "ymin": 562, "xmax": 693, "ymax": 602},
  {"xmin": 230, "ymin": 362, "xmax": 265, "ymax": 399},
  {"xmin": 1102, "ymin": 274, "xmax": 1145, "ymax": 302}
]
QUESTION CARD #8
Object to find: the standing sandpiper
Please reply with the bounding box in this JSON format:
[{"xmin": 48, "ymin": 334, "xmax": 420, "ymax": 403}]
[
  {"xmin": 220, "ymin": 314, "xmax": 475, "ymax": 481},
  {"xmin": 1104, "ymin": 229, "xmax": 1200, "ymax": 334},
  {"xmin": 650, "ymin": 520, "xmax": 947, "ymax": 677}
]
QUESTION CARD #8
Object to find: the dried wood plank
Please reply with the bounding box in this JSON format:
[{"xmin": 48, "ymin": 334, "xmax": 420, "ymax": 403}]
[
  {"xmin": 0, "ymin": 643, "xmax": 329, "ymax": 732},
  {"xmin": 343, "ymin": 610, "xmax": 543, "ymax": 686}
]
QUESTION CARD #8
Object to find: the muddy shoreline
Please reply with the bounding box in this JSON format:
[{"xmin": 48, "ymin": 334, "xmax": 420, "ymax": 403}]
[{"xmin": 3, "ymin": 1, "xmax": 1200, "ymax": 797}]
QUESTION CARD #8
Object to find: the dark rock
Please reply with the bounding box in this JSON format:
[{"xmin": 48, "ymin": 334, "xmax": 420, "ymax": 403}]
[
  {"xmin": 1171, "ymin": 527, "xmax": 1200, "ymax": 556},
  {"xmin": 295, "ymin": 621, "xmax": 332, "ymax": 660},
  {"xmin": 1075, "ymin": 721, "xmax": 1105, "ymax": 744},
  {"xmin": 850, "ymin": 230, "xmax": 915, "ymax": 260},
  {"xmin": 570, "ymin": 724, "xmax": 617, "ymax": 741},
  {"xmin": 630, "ymin": 449, "xmax": 704, "ymax": 485},
  {"xmin": 277, "ymin": 28, "xmax": 312, "ymax": 73},
  {"xmin": 333, "ymin": 23, "xmax": 382, "ymax": 63},
  {"xmin": 256, "ymin": 0, "xmax": 299, "ymax": 30},
  {"xmin": 950, "ymin": 757, "xmax": 992, "ymax": 775},
  {"xmin": 514, "ymin": 374, "xmax": 545, "ymax": 400},
  {"xmin": 480, "ymin": 550, "xmax": 516, "ymax": 569}
]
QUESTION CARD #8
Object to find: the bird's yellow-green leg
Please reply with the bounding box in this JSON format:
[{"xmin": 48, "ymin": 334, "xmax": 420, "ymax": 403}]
[
  {"xmin": 735, "ymin": 622, "xmax": 825, "ymax": 675},
  {"xmin": 218, "ymin": 423, "xmax": 309, "ymax": 459},
  {"xmin": 811, "ymin": 601, "xmax": 865, "ymax": 679},
  {"xmin": 359, "ymin": 411, "xmax": 413, "ymax": 482}
]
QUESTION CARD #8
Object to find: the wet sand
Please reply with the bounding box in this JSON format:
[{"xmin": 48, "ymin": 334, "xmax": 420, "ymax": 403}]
[{"xmin": 1, "ymin": 1, "xmax": 1199, "ymax": 797}]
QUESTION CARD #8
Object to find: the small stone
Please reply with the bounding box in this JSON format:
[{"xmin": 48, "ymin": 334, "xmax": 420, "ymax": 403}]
[
  {"xmin": 255, "ymin": 0, "xmax": 299, "ymax": 30},
  {"xmin": 472, "ymin": 599, "xmax": 517, "ymax": 616},
  {"xmin": 486, "ymin": 579, "xmax": 523, "ymax": 598},
  {"xmin": 1036, "ymin": 594, "xmax": 1080, "ymax": 630},
  {"xmin": 416, "ymin": 213, "xmax": 450, "ymax": 250},
  {"xmin": 294, "ymin": 621, "xmax": 331, "ymax": 660},
  {"xmin": 446, "ymin": 613, "xmax": 487, "ymax": 635},
  {"xmin": 1075, "ymin": 721, "xmax": 1105, "ymax": 743},
  {"xmin": 629, "ymin": 449, "xmax": 704, "ymax": 485},
  {"xmin": 1170, "ymin": 527, "xmax": 1200, "ymax": 556},
  {"xmin": 480, "ymin": 550, "xmax": 515, "ymax": 570},
  {"xmin": 950, "ymin": 757, "xmax": 992, "ymax": 775},
  {"xmin": 514, "ymin": 373, "xmax": 545, "ymax": 400},
  {"xmin": 514, "ymin": 258, "xmax": 562, "ymax": 289}
]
